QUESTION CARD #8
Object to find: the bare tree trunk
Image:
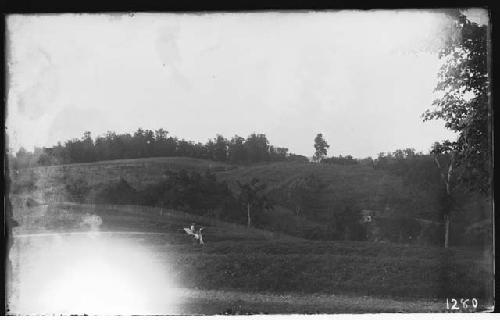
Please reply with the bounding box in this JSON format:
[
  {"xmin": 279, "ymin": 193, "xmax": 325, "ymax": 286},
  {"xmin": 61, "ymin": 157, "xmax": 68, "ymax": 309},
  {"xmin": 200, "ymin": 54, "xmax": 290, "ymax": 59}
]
[
  {"xmin": 247, "ymin": 202, "xmax": 251, "ymax": 228},
  {"xmin": 434, "ymin": 154, "xmax": 454, "ymax": 248},
  {"xmin": 444, "ymin": 214, "xmax": 450, "ymax": 248},
  {"xmin": 295, "ymin": 206, "xmax": 301, "ymax": 217}
]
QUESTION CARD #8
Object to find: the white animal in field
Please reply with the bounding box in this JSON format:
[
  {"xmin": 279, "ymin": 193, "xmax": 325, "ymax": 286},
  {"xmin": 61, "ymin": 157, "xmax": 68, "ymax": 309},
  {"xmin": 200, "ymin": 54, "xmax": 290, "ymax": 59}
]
[{"xmin": 183, "ymin": 224, "xmax": 205, "ymax": 245}]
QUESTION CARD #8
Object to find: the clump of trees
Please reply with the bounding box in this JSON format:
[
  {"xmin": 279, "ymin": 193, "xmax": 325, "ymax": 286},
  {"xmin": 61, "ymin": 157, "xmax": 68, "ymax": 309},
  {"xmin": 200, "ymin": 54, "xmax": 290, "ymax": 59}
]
[
  {"xmin": 100, "ymin": 170, "xmax": 235, "ymax": 216},
  {"xmin": 93, "ymin": 170, "xmax": 275, "ymax": 227},
  {"xmin": 374, "ymin": 147, "xmax": 490, "ymax": 247},
  {"xmin": 321, "ymin": 155, "xmax": 358, "ymax": 165},
  {"xmin": 149, "ymin": 169, "xmax": 234, "ymax": 215},
  {"xmin": 375, "ymin": 148, "xmax": 426, "ymax": 170},
  {"xmin": 375, "ymin": 149, "xmax": 451, "ymax": 191},
  {"xmin": 9, "ymin": 147, "xmax": 44, "ymax": 170},
  {"xmin": 94, "ymin": 178, "xmax": 139, "ymax": 205},
  {"xmin": 10, "ymin": 130, "xmax": 307, "ymax": 168}
]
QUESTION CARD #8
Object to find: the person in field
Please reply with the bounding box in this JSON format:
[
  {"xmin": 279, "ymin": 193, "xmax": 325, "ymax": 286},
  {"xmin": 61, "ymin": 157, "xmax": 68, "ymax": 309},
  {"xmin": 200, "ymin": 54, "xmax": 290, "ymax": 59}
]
[{"xmin": 183, "ymin": 223, "xmax": 204, "ymax": 245}]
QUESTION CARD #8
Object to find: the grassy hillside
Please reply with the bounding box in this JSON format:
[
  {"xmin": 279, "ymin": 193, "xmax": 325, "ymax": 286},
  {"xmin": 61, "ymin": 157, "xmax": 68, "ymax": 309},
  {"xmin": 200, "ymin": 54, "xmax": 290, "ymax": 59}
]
[
  {"xmin": 217, "ymin": 161, "xmax": 442, "ymax": 219},
  {"xmin": 9, "ymin": 156, "xmax": 488, "ymax": 245},
  {"xmin": 10, "ymin": 157, "xmax": 235, "ymax": 203},
  {"xmin": 13, "ymin": 156, "xmax": 441, "ymax": 218}
]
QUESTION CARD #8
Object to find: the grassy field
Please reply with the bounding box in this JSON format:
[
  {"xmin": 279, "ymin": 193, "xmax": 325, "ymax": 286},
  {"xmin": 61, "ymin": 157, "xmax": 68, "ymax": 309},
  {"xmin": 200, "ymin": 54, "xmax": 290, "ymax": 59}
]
[{"xmin": 8, "ymin": 202, "xmax": 494, "ymax": 314}]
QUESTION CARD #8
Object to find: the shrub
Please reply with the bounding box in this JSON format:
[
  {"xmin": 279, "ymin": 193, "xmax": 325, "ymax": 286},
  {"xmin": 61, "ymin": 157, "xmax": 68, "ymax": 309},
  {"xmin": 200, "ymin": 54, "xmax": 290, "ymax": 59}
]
[{"xmin": 95, "ymin": 178, "xmax": 139, "ymax": 204}]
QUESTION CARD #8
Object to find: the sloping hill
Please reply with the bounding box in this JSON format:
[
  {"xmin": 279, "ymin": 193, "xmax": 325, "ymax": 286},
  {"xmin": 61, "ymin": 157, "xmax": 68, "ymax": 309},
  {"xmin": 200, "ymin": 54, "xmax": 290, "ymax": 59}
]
[
  {"xmin": 15, "ymin": 157, "xmax": 441, "ymax": 219},
  {"xmin": 217, "ymin": 161, "xmax": 422, "ymax": 215},
  {"xmin": 10, "ymin": 157, "xmax": 445, "ymax": 240},
  {"xmin": 12, "ymin": 157, "xmax": 236, "ymax": 203}
]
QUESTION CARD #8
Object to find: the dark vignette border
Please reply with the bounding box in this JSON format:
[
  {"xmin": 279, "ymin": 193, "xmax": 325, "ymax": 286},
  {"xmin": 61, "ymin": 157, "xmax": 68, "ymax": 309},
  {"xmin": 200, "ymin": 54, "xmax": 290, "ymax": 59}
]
[{"xmin": 0, "ymin": 0, "xmax": 497, "ymax": 315}]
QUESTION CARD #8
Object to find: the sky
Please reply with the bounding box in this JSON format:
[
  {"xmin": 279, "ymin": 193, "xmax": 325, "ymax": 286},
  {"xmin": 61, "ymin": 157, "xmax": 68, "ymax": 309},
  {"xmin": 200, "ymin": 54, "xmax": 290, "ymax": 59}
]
[{"xmin": 6, "ymin": 10, "xmax": 487, "ymax": 158}]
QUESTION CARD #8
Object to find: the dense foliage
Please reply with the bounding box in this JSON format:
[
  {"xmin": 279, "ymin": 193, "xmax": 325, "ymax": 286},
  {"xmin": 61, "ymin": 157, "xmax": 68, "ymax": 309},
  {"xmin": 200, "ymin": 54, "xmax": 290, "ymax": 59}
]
[
  {"xmin": 421, "ymin": 13, "xmax": 491, "ymax": 247},
  {"xmin": 374, "ymin": 148, "xmax": 490, "ymax": 246},
  {"xmin": 94, "ymin": 169, "xmax": 237, "ymax": 217},
  {"xmin": 9, "ymin": 129, "xmax": 304, "ymax": 168},
  {"xmin": 423, "ymin": 14, "xmax": 490, "ymax": 195},
  {"xmin": 321, "ymin": 154, "xmax": 359, "ymax": 165}
]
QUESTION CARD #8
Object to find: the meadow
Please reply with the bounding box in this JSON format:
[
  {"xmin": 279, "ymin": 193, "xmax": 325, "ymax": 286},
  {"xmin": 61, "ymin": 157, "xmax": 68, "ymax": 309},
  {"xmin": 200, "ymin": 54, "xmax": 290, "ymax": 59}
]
[{"xmin": 9, "ymin": 200, "xmax": 493, "ymax": 314}]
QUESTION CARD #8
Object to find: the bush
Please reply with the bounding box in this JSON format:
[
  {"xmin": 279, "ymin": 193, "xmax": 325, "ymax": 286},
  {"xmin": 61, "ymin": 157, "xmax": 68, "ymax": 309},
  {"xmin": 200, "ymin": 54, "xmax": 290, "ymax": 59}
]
[
  {"xmin": 93, "ymin": 171, "xmax": 240, "ymax": 221},
  {"xmin": 95, "ymin": 178, "xmax": 139, "ymax": 204}
]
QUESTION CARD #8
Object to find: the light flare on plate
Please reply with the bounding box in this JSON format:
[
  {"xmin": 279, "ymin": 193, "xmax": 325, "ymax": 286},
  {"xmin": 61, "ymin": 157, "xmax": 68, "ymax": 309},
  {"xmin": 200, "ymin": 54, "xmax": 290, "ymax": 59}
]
[{"xmin": 7, "ymin": 232, "xmax": 182, "ymax": 315}]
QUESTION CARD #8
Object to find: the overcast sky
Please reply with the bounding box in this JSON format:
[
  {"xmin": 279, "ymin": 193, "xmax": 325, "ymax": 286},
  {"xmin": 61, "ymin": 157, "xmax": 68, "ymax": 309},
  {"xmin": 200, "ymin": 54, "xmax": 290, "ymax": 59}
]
[{"xmin": 7, "ymin": 10, "xmax": 486, "ymax": 158}]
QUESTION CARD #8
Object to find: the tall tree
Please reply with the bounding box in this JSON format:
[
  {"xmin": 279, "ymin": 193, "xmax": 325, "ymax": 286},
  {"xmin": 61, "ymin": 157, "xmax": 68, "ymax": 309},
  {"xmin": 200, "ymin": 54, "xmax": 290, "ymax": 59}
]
[
  {"xmin": 422, "ymin": 13, "xmax": 490, "ymax": 247},
  {"xmin": 237, "ymin": 178, "xmax": 273, "ymax": 228},
  {"xmin": 423, "ymin": 13, "xmax": 490, "ymax": 194},
  {"xmin": 244, "ymin": 133, "xmax": 270, "ymax": 163},
  {"xmin": 153, "ymin": 128, "xmax": 169, "ymax": 156},
  {"xmin": 212, "ymin": 134, "xmax": 228, "ymax": 162},
  {"xmin": 82, "ymin": 131, "xmax": 95, "ymax": 162},
  {"xmin": 313, "ymin": 133, "xmax": 329, "ymax": 162},
  {"xmin": 228, "ymin": 135, "xmax": 246, "ymax": 163}
]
